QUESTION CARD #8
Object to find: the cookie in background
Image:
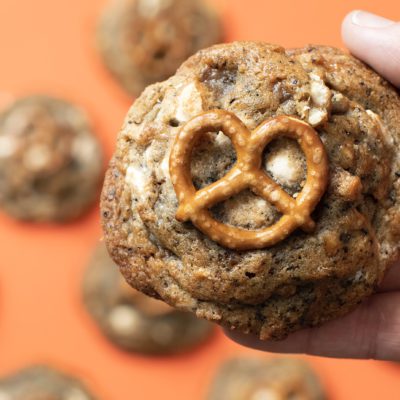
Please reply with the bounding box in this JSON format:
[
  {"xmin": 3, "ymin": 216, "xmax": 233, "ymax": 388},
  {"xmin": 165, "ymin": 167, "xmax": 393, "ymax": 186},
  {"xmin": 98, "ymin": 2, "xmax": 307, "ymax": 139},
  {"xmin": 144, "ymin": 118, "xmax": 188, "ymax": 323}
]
[
  {"xmin": 96, "ymin": 0, "xmax": 223, "ymax": 97},
  {"xmin": 207, "ymin": 357, "xmax": 327, "ymax": 400},
  {"xmin": 0, "ymin": 365, "xmax": 99, "ymax": 400},
  {"xmin": 83, "ymin": 243, "xmax": 214, "ymax": 354},
  {"xmin": 0, "ymin": 95, "xmax": 103, "ymax": 222}
]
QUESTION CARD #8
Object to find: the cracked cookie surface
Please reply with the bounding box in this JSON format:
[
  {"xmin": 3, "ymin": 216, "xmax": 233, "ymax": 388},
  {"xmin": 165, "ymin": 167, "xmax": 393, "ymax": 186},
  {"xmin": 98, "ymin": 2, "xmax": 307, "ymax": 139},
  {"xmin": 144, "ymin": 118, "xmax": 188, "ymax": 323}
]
[{"xmin": 101, "ymin": 42, "xmax": 400, "ymax": 339}]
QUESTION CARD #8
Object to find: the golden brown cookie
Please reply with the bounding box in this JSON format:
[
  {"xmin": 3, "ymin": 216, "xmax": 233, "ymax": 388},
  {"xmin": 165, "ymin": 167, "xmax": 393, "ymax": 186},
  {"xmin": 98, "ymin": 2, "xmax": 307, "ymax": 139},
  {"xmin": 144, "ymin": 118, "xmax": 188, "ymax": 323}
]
[
  {"xmin": 96, "ymin": 0, "xmax": 223, "ymax": 97},
  {"xmin": 0, "ymin": 95, "xmax": 103, "ymax": 222},
  {"xmin": 0, "ymin": 366, "xmax": 98, "ymax": 400},
  {"xmin": 101, "ymin": 42, "xmax": 400, "ymax": 339},
  {"xmin": 83, "ymin": 243, "xmax": 214, "ymax": 354},
  {"xmin": 207, "ymin": 358, "xmax": 326, "ymax": 400}
]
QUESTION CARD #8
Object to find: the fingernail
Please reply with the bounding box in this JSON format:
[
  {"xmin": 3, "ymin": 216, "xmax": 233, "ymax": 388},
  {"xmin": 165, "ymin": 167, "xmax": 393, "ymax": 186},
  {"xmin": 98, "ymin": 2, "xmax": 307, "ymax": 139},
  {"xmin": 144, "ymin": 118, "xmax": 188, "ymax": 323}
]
[{"xmin": 351, "ymin": 10, "xmax": 395, "ymax": 28}]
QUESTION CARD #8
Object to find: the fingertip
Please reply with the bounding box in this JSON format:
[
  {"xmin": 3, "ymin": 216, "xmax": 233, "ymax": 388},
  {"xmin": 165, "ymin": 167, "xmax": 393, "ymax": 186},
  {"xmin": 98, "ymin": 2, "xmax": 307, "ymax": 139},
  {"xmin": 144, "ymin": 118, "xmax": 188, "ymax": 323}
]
[
  {"xmin": 341, "ymin": 10, "xmax": 400, "ymax": 88},
  {"xmin": 342, "ymin": 10, "xmax": 357, "ymax": 30},
  {"xmin": 223, "ymin": 328, "xmax": 260, "ymax": 349},
  {"xmin": 341, "ymin": 10, "xmax": 358, "ymax": 46},
  {"xmin": 223, "ymin": 327, "xmax": 310, "ymax": 354},
  {"xmin": 341, "ymin": 10, "xmax": 372, "ymax": 60}
]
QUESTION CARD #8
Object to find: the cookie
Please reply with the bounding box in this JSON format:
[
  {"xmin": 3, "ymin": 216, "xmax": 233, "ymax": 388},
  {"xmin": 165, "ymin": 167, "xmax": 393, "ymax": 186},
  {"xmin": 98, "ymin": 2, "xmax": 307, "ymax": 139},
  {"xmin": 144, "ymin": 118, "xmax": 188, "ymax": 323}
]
[
  {"xmin": 96, "ymin": 0, "xmax": 222, "ymax": 97},
  {"xmin": 0, "ymin": 95, "xmax": 103, "ymax": 222},
  {"xmin": 0, "ymin": 365, "xmax": 98, "ymax": 400},
  {"xmin": 83, "ymin": 243, "xmax": 214, "ymax": 354},
  {"xmin": 207, "ymin": 358, "xmax": 326, "ymax": 400},
  {"xmin": 101, "ymin": 41, "xmax": 400, "ymax": 339}
]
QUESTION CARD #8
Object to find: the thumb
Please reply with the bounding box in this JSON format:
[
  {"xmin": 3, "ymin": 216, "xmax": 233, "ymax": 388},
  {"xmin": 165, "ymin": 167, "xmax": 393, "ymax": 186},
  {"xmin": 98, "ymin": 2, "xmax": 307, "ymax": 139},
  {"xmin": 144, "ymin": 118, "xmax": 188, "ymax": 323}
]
[{"xmin": 342, "ymin": 10, "xmax": 400, "ymax": 88}]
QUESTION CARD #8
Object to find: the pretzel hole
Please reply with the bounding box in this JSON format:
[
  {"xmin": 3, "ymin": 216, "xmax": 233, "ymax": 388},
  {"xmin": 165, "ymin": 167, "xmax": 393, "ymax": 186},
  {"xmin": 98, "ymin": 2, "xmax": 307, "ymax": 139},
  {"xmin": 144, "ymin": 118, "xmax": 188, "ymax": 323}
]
[
  {"xmin": 210, "ymin": 190, "xmax": 281, "ymax": 230},
  {"xmin": 262, "ymin": 138, "xmax": 306, "ymax": 195},
  {"xmin": 191, "ymin": 130, "xmax": 236, "ymax": 190}
]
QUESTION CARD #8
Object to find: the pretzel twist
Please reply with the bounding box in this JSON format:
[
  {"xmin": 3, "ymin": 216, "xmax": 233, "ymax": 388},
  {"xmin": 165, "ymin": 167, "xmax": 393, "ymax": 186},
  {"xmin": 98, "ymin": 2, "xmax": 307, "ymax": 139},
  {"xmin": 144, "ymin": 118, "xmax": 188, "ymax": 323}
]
[{"xmin": 169, "ymin": 110, "xmax": 329, "ymax": 250}]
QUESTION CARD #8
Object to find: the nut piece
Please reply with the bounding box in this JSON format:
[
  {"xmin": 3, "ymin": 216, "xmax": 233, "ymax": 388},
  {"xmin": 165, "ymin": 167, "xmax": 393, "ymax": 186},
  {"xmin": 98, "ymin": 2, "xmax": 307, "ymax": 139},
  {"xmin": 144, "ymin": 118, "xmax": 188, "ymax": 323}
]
[
  {"xmin": 322, "ymin": 230, "xmax": 342, "ymax": 256},
  {"xmin": 331, "ymin": 169, "xmax": 363, "ymax": 201},
  {"xmin": 306, "ymin": 73, "xmax": 331, "ymax": 127}
]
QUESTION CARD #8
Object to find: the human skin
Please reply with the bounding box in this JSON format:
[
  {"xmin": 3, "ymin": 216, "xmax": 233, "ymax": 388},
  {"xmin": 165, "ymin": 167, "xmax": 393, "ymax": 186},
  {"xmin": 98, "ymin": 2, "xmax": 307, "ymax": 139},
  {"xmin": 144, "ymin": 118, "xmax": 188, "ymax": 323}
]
[{"xmin": 225, "ymin": 10, "xmax": 400, "ymax": 361}]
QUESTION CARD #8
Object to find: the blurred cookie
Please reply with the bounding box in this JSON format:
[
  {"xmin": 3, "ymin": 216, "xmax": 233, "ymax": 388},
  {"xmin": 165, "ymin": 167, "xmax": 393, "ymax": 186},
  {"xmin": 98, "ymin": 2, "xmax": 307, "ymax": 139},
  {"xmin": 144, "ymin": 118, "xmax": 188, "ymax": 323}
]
[
  {"xmin": 83, "ymin": 243, "xmax": 214, "ymax": 354},
  {"xmin": 101, "ymin": 41, "xmax": 400, "ymax": 339},
  {"xmin": 97, "ymin": 0, "xmax": 222, "ymax": 97},
  {"xmin": 0, "ymin": 365, "xmax": 98, "ymax": 400},
  {"xmin": 0, "ymin": 95, "xmax": 103, "ymax": 222},
  {"xmin": 208, "ymin": 358, "xmax": 326, "ymax": 400}
]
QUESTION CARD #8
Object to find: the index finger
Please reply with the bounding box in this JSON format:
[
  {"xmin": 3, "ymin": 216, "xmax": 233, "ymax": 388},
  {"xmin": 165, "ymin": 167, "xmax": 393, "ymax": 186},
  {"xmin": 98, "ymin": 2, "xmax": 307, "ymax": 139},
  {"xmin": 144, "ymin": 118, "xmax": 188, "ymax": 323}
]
[{"xmin": 342, "ymin": 11, "xmax": 400, "ymax": 88}]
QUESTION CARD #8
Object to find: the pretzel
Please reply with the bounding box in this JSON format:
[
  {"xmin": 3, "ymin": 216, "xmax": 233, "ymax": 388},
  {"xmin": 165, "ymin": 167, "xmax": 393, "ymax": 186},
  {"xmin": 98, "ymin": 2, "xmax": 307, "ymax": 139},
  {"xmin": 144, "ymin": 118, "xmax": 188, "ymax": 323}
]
[{"xmin": 169, "ymin": 110, "xmax": 329, "ymax": 251}]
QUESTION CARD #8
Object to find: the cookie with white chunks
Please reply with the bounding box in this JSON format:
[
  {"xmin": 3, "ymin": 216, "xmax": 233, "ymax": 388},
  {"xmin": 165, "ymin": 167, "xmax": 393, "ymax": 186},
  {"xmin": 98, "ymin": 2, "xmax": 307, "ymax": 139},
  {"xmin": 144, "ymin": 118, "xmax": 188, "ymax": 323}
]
[
  {"xmin": 97, "ymin": 0, "xmax": 222, "ymax": 97},
  {"xmin": 207, "ymin": 358, "xmax": 326, "ymax": 400},
  {"xmin": 83, "ymin": 243, "xmax": 214, "ymax": 354},
  {"xmin": 101, "ymin": 41, "xmax": 400, "ymax": 340},
  {"xmin": 0, "ymin": 96, "xmax": 103, "ymax": 222},
  {"xmin": 0, "ymin": 366, "xmax": 98, "ymax": 400}
]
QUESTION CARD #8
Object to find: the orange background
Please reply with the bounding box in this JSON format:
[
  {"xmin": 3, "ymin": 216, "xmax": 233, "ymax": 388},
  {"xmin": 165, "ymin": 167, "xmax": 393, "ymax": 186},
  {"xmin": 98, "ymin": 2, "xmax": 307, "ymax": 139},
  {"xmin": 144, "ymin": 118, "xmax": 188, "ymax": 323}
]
[{"xmin": 0, "ymin": 0, "xmax": 399, "ymax": 398}]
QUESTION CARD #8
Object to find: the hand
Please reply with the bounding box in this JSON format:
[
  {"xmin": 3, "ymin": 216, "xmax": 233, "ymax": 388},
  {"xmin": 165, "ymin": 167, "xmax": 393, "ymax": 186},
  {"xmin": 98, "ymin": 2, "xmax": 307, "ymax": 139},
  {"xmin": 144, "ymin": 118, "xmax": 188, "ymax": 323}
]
[{"xmin": 225, "ymin": 10, "xmax": 400, "ymax": 361}]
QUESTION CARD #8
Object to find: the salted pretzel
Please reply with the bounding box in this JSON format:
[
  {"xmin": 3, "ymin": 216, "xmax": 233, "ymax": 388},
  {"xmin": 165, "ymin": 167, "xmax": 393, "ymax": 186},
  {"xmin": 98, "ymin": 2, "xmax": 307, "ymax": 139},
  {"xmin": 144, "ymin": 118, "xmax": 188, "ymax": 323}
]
[{"xmin": 169, "ymin": 110, "xmax": 329, "ymax": 251}]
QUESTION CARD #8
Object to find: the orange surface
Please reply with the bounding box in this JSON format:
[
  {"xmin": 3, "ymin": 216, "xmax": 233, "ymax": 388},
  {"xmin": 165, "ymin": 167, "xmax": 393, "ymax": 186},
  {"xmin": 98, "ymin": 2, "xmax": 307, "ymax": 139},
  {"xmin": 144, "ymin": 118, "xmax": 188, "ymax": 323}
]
[{"xmin": 0, "ymin": 0, "xmax": 399, "ymax": 398}]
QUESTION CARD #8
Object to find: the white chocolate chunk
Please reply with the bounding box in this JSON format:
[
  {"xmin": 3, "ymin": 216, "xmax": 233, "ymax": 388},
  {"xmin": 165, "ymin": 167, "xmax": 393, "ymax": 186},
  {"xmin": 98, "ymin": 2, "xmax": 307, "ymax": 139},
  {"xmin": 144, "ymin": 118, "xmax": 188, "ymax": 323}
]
[
  {"xmin": 266, "ymin": 149, "xmax": 303, "ymax": 185},
  {"xmin": 125, "ymin": 163, "xmax": 151, "ymax": 198},
  {"xmin": 108, "ymin": 305, "xmax": 140, "ymax": 335},
  {"xmin": 250, "ymin": 388, "xmax": 281, "ymax": 400},
  {"xmin": 175, "ymin": 82, "xmax": 203, "ymax": 123},
  {"xmin": 23, "ymin": 144, "xmax": 51, "ymax": 171},
  {"xmin": 72, "ymin": 135, "xmax": 98, "ymax": 162},
  {"xmin": 144, "ymin": 145, "xmax": 153, "ymax": 160},
  {"xmin": 160, "ymin": 148, "xmax": 171, "ymax": 179},
  {"xmin": 311, "ymin": 79, "xmax": 330, "ymax": 107},
  {"xmin": 353, "ymin": 270, "xmax": 365, "ymax": 283},
  {"xmin": 308, "ymin": 108, "xmax": 327, "ymax": 127},
  {"xmin": 215, "ymin": 131, "xmax": 231, "ymax": 146},
  {"xmin": 0, "ymin": 136, "xmax": 18, "ymax": 158},
  {"xmin": 307, "ymin": 73, "xmax": 331, "ymax": 127}
]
